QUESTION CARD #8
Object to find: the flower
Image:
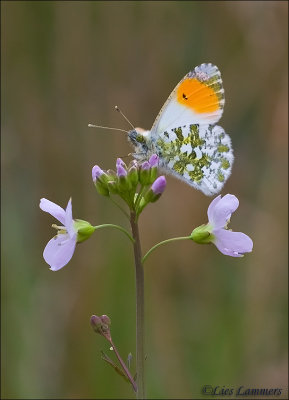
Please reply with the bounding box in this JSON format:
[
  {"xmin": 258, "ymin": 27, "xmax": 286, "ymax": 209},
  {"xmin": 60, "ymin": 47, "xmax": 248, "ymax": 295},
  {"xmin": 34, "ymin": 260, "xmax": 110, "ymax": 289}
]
[
  {"xmin": 138, "ymin": 161, "xmax": 150, "ymax": 185},
  {"xmin": 143, "ymin": 175, "xmax": 167, "ymax": 205},
  {"xmin": 92, "ymin": 165, "xmax": 110, "ymax": 196},
  {"xmin": 92, "ymin": 165, "xmax": 105, "ymax": 183},
  {"xmin": 40, "ymin": 198, "xmax": 95, "ymax": 270},
  {"xmin": 191, "ymin": 194, "xmax": 253, "ymax": 257},
  {"xmin": 140, "ymin": 161, "xmax": 150, "ymax": 170},
  {"xmin": 148, "ymin": 154, "xmax": 159, "ymax": 168},
  {"xmin": 151, "ymin": 176, "xmax": 166, "ymax": 195},
  {"xmin": 116, "ymin": 163, "xmax": 127, "ymax": 178},
  {"xmin": 40, "ymin": 198, "xmax": 77, "ymax": 270},
  {"xmin": 92, "ymin": 155, "xmax": 165, "ymax": 215}
]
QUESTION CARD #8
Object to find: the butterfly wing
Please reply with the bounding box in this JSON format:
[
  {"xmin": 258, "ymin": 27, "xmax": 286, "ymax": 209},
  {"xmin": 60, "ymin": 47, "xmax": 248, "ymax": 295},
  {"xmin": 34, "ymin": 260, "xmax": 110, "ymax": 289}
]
[
  {"xmin": 151, "ymin": 63, "xmax": 225, "ymax": 137},
  {"xmin": 155, "ymin": 123, "xmax": 233, "ymax": 196}
]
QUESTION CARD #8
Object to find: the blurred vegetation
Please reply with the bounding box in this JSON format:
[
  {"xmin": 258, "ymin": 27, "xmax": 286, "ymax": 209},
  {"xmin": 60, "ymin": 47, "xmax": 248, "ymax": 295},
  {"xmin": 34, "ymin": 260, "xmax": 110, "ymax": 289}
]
[{"xmin": 1, "ymin": 1, "xmax": 288, "ymax": 399}]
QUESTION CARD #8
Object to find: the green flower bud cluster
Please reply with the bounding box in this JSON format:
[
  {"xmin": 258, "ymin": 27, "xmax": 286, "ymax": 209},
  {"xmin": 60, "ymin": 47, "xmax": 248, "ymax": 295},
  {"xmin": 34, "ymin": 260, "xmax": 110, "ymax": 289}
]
[{"xmin": 92, "ymin": 155, "xmax": 166, "ymax": 217}]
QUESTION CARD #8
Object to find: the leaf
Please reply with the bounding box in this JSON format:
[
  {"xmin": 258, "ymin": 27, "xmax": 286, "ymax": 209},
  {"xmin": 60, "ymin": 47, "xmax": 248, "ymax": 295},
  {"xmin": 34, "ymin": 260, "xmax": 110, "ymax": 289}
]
[{"xmin": 100, "ymin": 351, "xmax": 130, "ymax": 383}]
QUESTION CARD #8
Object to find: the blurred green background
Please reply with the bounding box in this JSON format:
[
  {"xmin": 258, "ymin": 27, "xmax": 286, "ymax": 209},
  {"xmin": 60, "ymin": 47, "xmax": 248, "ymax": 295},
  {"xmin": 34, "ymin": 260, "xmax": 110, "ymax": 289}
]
[{"xmin": 1, "ymin": 1, "xmax": 288, "ymax": 399}]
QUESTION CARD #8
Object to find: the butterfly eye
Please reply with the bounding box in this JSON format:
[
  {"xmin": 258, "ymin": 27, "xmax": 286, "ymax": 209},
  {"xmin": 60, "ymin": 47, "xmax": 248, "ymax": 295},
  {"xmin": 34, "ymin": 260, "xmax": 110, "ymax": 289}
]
[{"xmin": 182, "ymin": 93, "xmax": 188, "ymax": 100}]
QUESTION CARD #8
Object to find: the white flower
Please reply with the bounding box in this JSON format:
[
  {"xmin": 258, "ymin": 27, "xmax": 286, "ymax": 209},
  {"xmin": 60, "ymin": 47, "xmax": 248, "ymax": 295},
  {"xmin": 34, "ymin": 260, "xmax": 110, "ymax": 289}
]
[
  {"xmin": 192, "ymin": 194, "xmax": 253, "ymax": 257},
  {"xmin": 40, "ymin": 198, "xmax": 77, "ymax": 271}
]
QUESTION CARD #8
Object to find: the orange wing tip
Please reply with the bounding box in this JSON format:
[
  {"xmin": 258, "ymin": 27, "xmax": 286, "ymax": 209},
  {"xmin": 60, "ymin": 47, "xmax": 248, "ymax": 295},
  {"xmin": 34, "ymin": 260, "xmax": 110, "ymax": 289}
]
[{"xmin": 177, "ymin": 78, "xmax": 221, "ymax": 113}]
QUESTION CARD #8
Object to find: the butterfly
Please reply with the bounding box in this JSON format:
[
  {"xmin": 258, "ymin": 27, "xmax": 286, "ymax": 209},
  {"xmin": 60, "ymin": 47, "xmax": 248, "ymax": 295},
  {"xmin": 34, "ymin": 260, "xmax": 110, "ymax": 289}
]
[{"xmin": 127, "ymin": 63, "xmax": 233, "ymax": 196}]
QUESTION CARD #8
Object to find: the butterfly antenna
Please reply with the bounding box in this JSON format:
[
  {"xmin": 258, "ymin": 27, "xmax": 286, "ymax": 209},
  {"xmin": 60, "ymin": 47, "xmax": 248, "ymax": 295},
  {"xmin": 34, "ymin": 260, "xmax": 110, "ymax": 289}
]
[
  {"xmin": 115, "ymin": 106, "xmax": 135, "ymax": 129},
  {"xmin": 88, "ymin": 124, "xmax": 128, "ymax": 134}
]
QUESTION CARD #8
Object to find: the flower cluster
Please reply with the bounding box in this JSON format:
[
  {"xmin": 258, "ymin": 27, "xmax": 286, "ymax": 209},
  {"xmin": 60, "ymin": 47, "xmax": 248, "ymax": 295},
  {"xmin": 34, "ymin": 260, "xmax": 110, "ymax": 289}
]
[
  {"xmin": 40, "ymin": 156, "xmax": 253, "ymax": 272},
  {"xmin": 92, "ymin": 154, "xmax": 166, "ymax": 216}
]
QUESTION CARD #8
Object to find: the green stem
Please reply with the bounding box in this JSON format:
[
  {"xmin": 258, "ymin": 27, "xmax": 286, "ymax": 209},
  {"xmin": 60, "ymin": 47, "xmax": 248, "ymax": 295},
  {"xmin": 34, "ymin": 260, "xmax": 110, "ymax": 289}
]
[
  {"xmin": 142, "ymin": 236, "xmax": 191, "ymax": 264},
  {"xmin": 134, "ymin": 185, "xmax": 146, "ymax": 214},
  {"xmin": 130, "ymin": 211, "xmax": 145, "ymax": 399},
  {"xmin": 93, "ymin": 224, "xmax": 134, "ymax": 243}
]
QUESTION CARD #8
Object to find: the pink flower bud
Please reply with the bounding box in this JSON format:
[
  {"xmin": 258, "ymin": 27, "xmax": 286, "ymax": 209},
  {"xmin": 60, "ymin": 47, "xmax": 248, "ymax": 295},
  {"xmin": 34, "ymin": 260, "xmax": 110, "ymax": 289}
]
[
  {"xmin": 92, "ymin": 165, "xmax": 104, "ymax": 183},
  {"xmin": 149, "ymin": 154, "xmax": 159, "ymax": 167},
  {"xmin": 151, "ymin": 176, "xmax": 166, "ymax": 195},
  {"xmin": 140, "ymin": 161, "xmax": 150, "ymax": 170},
  {"xmin": 117, "ymin": 164, "xmax": 127, "ymax": 177}
]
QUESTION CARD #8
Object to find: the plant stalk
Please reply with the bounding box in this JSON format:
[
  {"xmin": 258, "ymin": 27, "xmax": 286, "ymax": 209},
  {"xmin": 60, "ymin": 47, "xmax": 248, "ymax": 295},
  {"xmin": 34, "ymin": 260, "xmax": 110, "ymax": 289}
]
[
  {"xmin": 109, "ymin": 339, "xmax": 138, "ymax": 392},
  {"xmin": 130, "ymin": 211, "xmax": 145, "ymax": 399}
]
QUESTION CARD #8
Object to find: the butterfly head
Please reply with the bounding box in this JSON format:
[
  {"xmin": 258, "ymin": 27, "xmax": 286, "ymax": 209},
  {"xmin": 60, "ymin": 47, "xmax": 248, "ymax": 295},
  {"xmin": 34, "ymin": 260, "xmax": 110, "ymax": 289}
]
[{"xmin": 128, "ymin": 127, "xmax": 152, "ymax": 160}]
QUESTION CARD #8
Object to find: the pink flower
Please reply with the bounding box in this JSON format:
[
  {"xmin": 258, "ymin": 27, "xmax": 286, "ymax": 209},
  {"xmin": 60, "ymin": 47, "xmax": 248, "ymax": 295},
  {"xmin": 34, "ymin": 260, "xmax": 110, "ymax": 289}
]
[
  {"xmin": 40, "ymin": 198, "xmax": 77, "ymax": 271},
  {"xmin": 192, "ymin": 194, "xmax": 253, "ymax": 257}
]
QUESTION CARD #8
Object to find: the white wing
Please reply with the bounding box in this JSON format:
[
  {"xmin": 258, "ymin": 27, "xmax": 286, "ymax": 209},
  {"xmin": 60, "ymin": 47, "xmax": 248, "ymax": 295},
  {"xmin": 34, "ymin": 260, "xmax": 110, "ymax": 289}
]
[
  {"xmin": 155, "ymin": 124, "xmax": 233, "ymax": 196},
  {"xmin": 151, "ymin": 63, "xmax": 225, "ymax": 138}
]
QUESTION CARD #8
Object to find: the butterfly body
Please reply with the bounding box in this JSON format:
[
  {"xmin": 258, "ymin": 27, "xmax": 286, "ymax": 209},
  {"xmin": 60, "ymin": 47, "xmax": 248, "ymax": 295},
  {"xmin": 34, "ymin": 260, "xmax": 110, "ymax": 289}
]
[{"xmin": 128, "ymin": 63, "xmax": 233, "ymax": 196}]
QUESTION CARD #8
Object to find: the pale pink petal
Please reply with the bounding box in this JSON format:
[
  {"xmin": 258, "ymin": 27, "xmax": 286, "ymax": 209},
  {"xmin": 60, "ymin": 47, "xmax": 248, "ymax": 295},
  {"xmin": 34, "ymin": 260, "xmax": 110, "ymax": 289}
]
[
  {"xmin": 92, "ymin": 165, "xmax": 104, "ymax": 183},
  {"xmin": 151, "ymin": 176, "xmax": 166, "ymax": 195},
  {"xmin": 43, "ymin": 234, "xmax": 77, "ymax": 271},
  {"xmin": 207, "ymin": 195, "xmax": 222, "ymax": 222},
  {"xmin": 213, "ymin": 228, "xmax": 253, "ymax": 257},
  {"xmin": 116, "ymin": 164, "xmax": 127, "ymax": 177},
  {"xmin": 208, "ymin": 194, "xmax": 239, "ymax": 229},
  {"xmin": 64, "ymin": 198, "xmax": 75, "ymax": 237},
  {"xmin": 40, "ymin": 198, "xmax": 66, "ymax": 225},
  {"xmin": 148, "ymin": 154, "xmax": 159, "ymax": 167}
]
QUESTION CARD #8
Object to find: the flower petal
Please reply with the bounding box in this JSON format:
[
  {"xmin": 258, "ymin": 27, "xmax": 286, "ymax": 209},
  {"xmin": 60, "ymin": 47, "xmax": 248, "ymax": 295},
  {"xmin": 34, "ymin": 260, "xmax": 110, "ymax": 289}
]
[
  {"xmin": 116, "ymin": 158, "xmax": 126, "ymax": 168},
  {"xmin": 151, "ymin": 176, "xmax": 166, "ymax": 195},
  {"xmin": 92, "ymin": 165, "xmax": 104, "ymax": 183},
  {"xmin": 207, "ymin": 195, "xmax": 222, "ymax": 222},
  {"xmin": 40, "ymin": 198, "xmax": 66, "ymax": 225},
  {"xmin": 43, "ymin": 233, "xmax": 77, "ymax": 271},
  {"xmin": 208, "ymin": 194, "xmax": 239, "ymax": 229},
  {"xmin": 213, "ymin": 228, "xmax": 253, "ymax": 257},
  {"xmin": 116, "ymin": 164, "xmax": 127, "ymax": 177},
  {"xmin": 64, "ymin": 198, "xmax": 75, "ymax": 237},
  {"xmin": 140, "ymin": 161, "xmax": 150, "ymax": 170},
  {"xmin": 148, "ymin": 154, "xmax": 159, "ymax": 167}
]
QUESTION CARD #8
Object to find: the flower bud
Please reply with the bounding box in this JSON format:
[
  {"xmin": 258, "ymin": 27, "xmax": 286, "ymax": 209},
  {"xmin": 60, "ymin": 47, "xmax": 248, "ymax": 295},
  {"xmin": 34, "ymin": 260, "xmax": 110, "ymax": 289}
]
[
  {"xmin": 74, "ymin": 219, "xmax": 96, "ymax": 243},
  {"xmin": 100, "ymin": 315, "xmax": 111, "ymax": 325},
  {"xmin": 149, "ymin": 154, "xmax": 159, "ymax": 182},
  {"xmin": 127, "ymin": 165, "xmax": 139, "ymax": 187},
  {"xmin": 92, "ymin": 165, "xmax": 105, "ymax": 183},
  {"xmin": 143, "ymin": 176, "xmax": 167, "ymax": 205},
  {"xmin": 139, "ymin": 161, "xmax": 151, "ymax": 185},
  {"xmin": 116, "ymin": 158, "xmax": 126, "ymax": 168},
  {"xmin": 95, "ymin": 182, "xmax": 110, "ymax": 196},
  {"xmin": 107, "ymin": 180, "xmax": 118, "ymax": 193},
  {"xmin": 116, "ymin": 164, "xmax": 127, "ymax": 178},
  {"xmin": 116, "ymin": 166, "xmax": 132, "ymax": 194},
  {"xmin": 190, "ymin": 224, "xmax": 214, "ymax": 244},
  {"xmin": 92, "ymin": 165, "xmax": 110, "ymax": 196},
  {"xmin": 149, "ymin": 154, "xmax": 159, "ymax": 168},
  {"xmin": 151, "ymin": 176, "xmax": 166, "ymax": 195},
  {"xmin": 90, "ymin": 315, "xmax": 103, "ymax": 333}
]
